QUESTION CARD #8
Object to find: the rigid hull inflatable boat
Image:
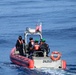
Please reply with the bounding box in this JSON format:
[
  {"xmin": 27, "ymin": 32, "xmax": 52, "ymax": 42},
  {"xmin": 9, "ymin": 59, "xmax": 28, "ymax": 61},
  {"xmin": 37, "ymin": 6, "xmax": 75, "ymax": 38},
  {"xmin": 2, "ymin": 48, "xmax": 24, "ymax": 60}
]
[{"xmin": 10, "ymin": 24, "xmax": 66, "ymax": 69}]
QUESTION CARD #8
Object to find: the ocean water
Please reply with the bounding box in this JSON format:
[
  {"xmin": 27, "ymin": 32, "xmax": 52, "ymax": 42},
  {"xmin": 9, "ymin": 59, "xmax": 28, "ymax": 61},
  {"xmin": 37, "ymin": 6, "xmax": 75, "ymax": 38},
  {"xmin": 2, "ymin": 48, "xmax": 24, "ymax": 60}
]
[{"xmin": 0, "ymin": 0, "xmax": 76, "ymax": 75}]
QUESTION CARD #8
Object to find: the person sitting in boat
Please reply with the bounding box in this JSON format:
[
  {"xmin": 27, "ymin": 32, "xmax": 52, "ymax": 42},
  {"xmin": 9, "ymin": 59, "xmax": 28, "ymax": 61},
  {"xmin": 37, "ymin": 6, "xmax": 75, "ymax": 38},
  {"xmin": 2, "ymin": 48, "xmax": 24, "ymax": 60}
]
[
  {"xmin": 33, "ymin": 39, "xmax": 43, "ymax": 56},
  {"xmin": 15, "ymin": 36, "xmax": 24, "ymax": 56},
  {"xmin": 40, "ymin": 38, "xmax": 50, "ymax": 56},
  {"xmin": 27, "ymin": 37, "xmax": 34, "ymax": 55},
  {"xmin": 33, "ymin": 39, "xmax": 40, "ymax": 51}
]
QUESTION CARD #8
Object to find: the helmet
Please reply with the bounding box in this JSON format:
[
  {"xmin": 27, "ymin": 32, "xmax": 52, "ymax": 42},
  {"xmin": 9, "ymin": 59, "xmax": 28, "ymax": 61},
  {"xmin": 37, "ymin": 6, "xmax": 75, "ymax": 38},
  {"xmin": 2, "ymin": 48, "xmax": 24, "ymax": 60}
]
[
  {"xmin": 29, "ymin": 37, "xmax": 33, "ymax": 40},
  {"xmin": 35, "ymin": 39, "xmax": 38, "ymax": 43},
  {"xmin": 41, "ymin": 38, "xmax": 45, "ymax": 42},
  {"xmin": 18, "ymin": 36, "xmax": 22, "ymax": 40}
]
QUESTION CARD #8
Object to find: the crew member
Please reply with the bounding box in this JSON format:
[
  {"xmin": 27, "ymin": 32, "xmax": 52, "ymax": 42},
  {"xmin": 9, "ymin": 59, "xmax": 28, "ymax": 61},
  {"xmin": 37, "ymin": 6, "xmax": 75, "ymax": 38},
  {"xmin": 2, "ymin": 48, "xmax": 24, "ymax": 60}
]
[
  {"xmin": 33, "ymin": 39, "xmax": 40, "ymax": 51},
  {"xmin": 15, "ymin": 36, "xmax": 24, "ymax": 56},
  {"xmin": 40, "ymin": 38, "xmax": 50, "ymax": 56},
  {"xmin": 33, "ymin": 39, "xmax": 42, "ymax": 56},
  {"xmin": 28, "ymin": 37, "xmax": 34, "ymax": 55}
]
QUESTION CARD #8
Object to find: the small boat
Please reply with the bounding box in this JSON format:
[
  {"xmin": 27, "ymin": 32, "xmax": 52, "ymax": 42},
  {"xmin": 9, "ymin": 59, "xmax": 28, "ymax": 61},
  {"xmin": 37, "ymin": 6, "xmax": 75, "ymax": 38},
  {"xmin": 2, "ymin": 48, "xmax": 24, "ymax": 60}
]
[{"xmin": 10, "ymin": 24, "xmax": 66, "ymax": 69}]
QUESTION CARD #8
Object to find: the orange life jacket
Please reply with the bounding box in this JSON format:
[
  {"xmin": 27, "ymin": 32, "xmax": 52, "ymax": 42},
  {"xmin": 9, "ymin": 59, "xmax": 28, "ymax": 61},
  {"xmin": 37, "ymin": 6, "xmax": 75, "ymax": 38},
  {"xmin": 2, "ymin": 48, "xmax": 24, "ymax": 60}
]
[
  {"xmin": 34, "ymin": 44, "xmax": 40, "ymax": 50},
  {"xmin": 19, "ymin": 40, "xmax": 23, "ymax": 44}
]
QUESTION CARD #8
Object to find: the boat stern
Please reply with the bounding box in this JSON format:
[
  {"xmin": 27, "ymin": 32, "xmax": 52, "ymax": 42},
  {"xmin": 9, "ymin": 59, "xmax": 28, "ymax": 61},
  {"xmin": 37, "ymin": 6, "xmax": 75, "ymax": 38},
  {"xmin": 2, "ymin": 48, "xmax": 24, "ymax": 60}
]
[{"xmin": 33, "ymin": 57, "xmax": 63, "ymax": 69}]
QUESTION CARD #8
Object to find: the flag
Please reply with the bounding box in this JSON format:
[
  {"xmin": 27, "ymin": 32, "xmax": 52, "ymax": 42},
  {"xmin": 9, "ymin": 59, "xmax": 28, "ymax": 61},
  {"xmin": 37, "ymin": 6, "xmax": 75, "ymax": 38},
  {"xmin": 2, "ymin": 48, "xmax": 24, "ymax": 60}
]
[{"xmin": 35, "ymin": 23, "xmax": 42, "ymax": 32}]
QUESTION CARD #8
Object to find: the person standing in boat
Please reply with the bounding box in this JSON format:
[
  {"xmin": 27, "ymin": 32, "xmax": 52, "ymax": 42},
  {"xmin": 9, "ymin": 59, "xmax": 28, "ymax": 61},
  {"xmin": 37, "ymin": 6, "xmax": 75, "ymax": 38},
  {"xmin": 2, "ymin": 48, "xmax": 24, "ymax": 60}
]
[
  {"xmin": 28, "ymin": 37, "xmax": 34, "ymax": 55},
  {"xmin": 15, "ymin": 36, "xmax": 24, "ymax": 56}
]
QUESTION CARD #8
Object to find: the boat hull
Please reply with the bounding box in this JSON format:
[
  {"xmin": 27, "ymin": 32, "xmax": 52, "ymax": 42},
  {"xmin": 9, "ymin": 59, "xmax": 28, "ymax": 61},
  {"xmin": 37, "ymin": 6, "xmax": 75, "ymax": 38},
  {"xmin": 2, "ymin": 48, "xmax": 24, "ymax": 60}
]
[
  {"xmin": 10, "ymin": 47, "xmax": 34, "ymax": 69},
  {"xmin": 10, "ymin": 47, "xmax": 66, "ymax": 69}
]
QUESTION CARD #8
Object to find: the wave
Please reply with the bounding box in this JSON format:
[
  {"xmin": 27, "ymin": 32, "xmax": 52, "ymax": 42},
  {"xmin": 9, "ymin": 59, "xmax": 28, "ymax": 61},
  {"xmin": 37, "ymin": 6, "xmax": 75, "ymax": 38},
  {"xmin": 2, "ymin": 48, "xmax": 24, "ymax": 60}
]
[
  {"xmin": 0, "ymin": 13, "xmax": 41, "ymax": 19},
  {"xmin": 0, "ymin": 39, "xmax": 8, "ymax": 44},
  {"xmin": 43, "ymin": 27, "xmax": 76, "ymax": 39},
  {"xmin": 34, "ymin": 67, "xmax": 76, "ymax": 75},
  {"xmin": 60, "ymin": 27, "xmax": 76, "ymax": 31},
  {"xmin": 67, "ymin": 64, "xmax": 76, "ymax": 70},
  {"xmin": 66, "ymin": 64, "xmax": 76, "ymax": 74},
  {"xmin": 0, "ymin": 62, "xmax": 41, "ymax": 75},
  {"xmin": 1, "ymin": 61, "xmax": 76, "ymax": 75},
  {"xmin": 0, "ymin": 15, "xmax": 29, "ymax": 19},
  {"xmin": 0, "ymin": 0, "xmax": 40, "ymax": 6}
]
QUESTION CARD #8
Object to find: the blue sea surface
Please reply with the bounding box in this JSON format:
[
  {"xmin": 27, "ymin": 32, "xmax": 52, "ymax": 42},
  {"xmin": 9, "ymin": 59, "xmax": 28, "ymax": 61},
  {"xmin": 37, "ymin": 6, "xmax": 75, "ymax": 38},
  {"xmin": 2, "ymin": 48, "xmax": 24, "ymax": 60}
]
[{"xmin": 0, "ymin": 0, "xmax": 76, "ymax": 75}]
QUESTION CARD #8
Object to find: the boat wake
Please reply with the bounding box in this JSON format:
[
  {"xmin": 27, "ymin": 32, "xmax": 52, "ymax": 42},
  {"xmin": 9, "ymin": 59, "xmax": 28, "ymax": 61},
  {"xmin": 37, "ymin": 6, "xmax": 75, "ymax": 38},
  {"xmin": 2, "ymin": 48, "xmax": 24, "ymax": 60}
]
[
  {"xmin": 34, "ymin": 65, "xmax": 76, "ymax": 75},
  {"xmin": 0, "ymin": 62, "xmax": 76, "ymax": 75}
]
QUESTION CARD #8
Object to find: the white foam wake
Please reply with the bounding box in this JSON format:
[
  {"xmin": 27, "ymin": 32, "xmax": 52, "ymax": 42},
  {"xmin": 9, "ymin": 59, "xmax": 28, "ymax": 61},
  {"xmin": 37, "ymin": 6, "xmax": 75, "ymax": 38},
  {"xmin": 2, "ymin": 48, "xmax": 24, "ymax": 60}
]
[{"xmin": 34, "ymin": 68, "xmax": 76, "ymax": 75}]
